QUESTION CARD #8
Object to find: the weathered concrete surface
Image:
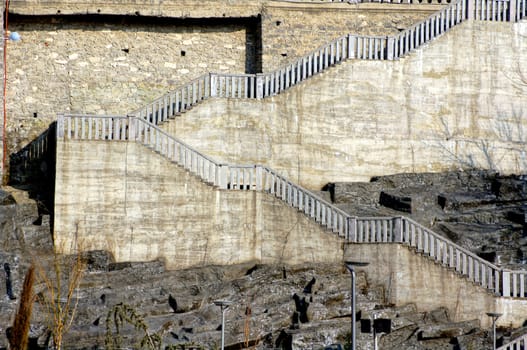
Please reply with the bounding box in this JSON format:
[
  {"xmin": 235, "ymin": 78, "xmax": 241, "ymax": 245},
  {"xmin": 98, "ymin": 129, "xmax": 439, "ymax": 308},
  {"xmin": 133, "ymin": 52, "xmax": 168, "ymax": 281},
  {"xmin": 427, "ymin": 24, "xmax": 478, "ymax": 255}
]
[
  {"xmin": 166, "ymin": 20, "xmax": 527, "ymax": 189},
  {"xmin": 54, "ymin": 140, "xmax": 345, "ymax": 269},
  {"xmin": 344, "ymin": 243, "xmax": 527, "ymax": 328}
]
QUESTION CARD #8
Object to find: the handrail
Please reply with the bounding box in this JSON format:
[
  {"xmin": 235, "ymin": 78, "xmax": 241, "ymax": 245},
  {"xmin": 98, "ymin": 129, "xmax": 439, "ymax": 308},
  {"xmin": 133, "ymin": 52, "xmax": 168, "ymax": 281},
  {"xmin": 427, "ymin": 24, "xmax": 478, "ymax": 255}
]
[
  {"xmin": 390, "ymin": 0, "xmax": 466, "ymax": 59},
  {"xmin": 15, "ymin": 128, "xmax": 50, "ymax": 162},
  {"xmin": 497, "ymin": 334, "xmax": 527, "ymax": 350},
  {"xmin": 401, "ymin": 216, "xmax": 501, "ymax": 293},
  {"xmin": 56, "ymin": 114, "xmax": 527, "ymax": 298}
]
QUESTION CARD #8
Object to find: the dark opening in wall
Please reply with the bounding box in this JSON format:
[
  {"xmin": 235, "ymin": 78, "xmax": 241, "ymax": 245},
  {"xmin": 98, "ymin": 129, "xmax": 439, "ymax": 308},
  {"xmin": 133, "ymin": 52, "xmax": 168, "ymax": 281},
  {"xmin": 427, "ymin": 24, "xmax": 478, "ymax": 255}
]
[
  {"xmin": 251, "ymin": 14, "xmax": 263, "ymax": 73},
  {"xmin": 180, "ymin": 50, "xmax": 186, "ymax": 57}
]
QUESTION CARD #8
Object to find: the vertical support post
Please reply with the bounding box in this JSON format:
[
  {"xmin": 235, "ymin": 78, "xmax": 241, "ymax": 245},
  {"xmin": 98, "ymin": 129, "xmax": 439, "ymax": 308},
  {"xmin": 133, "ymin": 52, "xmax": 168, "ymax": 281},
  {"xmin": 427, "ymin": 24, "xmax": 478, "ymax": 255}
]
[
  {"xmin": 217, "ymin": 164, "xmax": 228, "ymax": 189},
  {"xmin": 210, "ymin": 73, "xmax": 217, "ymax": 97},
  {"xmin": 128, "ymin": 115, "xmax": 135, "ymax": 141},
  {"xmin": 57, "ymin": 114, "xmax": 65, "ymax": 139},
  {"xmin": 502, "ymin": 271, "xmax": 511, "ymax": 297},
  {"xmin": 348, "ymin": 35, "xmax": 356, "ymax": 59},
  {"xmin": 348, "ymin": 216, "xmax": 357, "ymax": 242},
  {"xmin": 467, "ymin": 0, "xmax": 475, "ymax": 19},
  {"xmin": 255, "ymin": 165, "xmax": 262, "ymax": 191},
  {"xmin": 387, "ymin": 37, "xmax": 395, "ymax": 60},
  {"xmin": 510, "ymin": 0, "xmax": 517, "ymax": 21},
  {"xmin": 256, "ymin": 74, "xmax": 264, "ymax": 99},
  {"xmin": 393, "ymin": 217, "xmax": 402, "ymax": 242}
]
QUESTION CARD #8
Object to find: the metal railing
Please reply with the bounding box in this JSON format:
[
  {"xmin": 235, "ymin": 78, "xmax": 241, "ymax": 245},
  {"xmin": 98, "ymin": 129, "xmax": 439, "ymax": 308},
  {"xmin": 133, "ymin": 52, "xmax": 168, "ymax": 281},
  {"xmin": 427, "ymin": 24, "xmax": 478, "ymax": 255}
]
[{"xmin": 56, "ymin": 114, "xmax": 527, "ymax": 298}]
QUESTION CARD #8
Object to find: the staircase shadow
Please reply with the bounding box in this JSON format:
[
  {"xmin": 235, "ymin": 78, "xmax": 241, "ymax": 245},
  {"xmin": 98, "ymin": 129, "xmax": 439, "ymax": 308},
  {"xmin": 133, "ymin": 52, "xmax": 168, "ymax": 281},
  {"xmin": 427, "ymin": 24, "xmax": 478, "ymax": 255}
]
[{"xmin": 8, "ymin": 122, "xmax": 57, "ymax": 234}]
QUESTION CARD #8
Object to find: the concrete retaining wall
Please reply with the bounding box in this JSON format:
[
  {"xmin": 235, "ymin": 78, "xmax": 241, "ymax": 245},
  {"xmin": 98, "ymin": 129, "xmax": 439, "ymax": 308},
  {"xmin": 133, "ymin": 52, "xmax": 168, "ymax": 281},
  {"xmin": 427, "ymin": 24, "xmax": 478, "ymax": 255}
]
[
  {"xmin": 344, "ymin": 243, "xmax": 527, "ymax": 328},
  {"xmin": 54, "ymin": 139, "xmax": 345, "ymax": 269},
  {"xmin": 165, "ymin": 20, "xmax": 527, "ymax": 189},
  {"xmin": 54, "ymin": 138, "xmax": 527, "ymax": 328}
]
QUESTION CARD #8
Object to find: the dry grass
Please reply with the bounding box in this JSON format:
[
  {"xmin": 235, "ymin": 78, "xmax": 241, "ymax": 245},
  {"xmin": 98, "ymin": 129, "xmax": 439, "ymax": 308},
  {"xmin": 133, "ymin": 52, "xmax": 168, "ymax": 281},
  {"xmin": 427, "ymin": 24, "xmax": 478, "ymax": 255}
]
[
  {"xmin": 9, "ymin": 265, "xmax": 36, "ymax": 350},
  {"xmin": 34, "ymin": 245, "xmax": 86, "ymax": 350}
]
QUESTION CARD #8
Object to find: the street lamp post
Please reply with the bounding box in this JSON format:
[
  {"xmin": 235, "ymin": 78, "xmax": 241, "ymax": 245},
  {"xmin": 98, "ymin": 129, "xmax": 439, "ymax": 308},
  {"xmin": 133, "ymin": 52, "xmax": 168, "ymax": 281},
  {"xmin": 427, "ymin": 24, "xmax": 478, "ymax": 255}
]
[
  {"xmin": 345, "ymin": 261, "xmax": 370, "ymax": 350},
  {"xmin": 214, "ymin": 300, "xmax": 233, "ymax": 350},
  {"xmin": 486, "ymin": 312, "xmax": 502, "ymax": 350}
]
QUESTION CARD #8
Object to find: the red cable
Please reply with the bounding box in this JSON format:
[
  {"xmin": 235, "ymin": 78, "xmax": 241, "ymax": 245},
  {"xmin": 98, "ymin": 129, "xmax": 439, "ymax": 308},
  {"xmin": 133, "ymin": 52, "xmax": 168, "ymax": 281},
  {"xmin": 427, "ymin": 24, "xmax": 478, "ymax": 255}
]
[{"xmin": 2, "ymin": 0, "xmax": 9, "ymax": 181}]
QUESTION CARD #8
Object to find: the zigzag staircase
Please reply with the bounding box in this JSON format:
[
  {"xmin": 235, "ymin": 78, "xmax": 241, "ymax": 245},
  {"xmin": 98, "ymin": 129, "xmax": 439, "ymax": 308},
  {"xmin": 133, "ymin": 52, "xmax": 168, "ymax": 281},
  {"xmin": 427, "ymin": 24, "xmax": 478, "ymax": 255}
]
[
  {"xmin": 27, "ymin": 0, "xmax": 525, "ymax": 345},
  {"xmin": 46, "ymin": 0, "xmax": 527, "ymax": 300},
  {"xmin": 7, "ymin": 0, "xmax": 524, "ymax": 347},
  {"xmin": 56, "ymin": 112, "xmax": 527, "ymax": 302}
]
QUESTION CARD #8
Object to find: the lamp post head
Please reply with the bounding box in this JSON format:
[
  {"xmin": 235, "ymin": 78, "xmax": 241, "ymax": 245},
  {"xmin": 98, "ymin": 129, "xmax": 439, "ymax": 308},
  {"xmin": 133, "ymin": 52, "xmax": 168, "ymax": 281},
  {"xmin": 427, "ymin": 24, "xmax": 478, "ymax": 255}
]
[
  {"xmin": 214, "ymin": 300, "xmax": 233, "ymax": 308},
  {"xmin": 345, "ymin": 261, "xmax": 370, "ymax": 272},
  {"xmin": 486, "ymin": 312, "xmax": 503, "ymax": 319}
]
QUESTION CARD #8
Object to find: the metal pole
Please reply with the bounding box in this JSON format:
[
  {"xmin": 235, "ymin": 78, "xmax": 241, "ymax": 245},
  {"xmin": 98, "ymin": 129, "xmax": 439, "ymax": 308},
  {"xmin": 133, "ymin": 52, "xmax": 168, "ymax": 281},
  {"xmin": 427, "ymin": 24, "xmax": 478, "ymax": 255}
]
[
  {"xmin": 486, "ymin": 312, "xmax": 502, "ymax": 350},
  {"xmin": 351, "ymin": 269, "xmax": 356, "ymax": 350},
  {"xmin": 214, "ymin": 300, "xmax": 232, "ymax": 350},
  {"xmin": 345, "ymin": 261, "xmax": 369, "ymax": 350},
  {"xmin": 373, "ymin": 314, "xmax": 378, "ymax": 350},
  {"xmin": 221, "ymin": 306, "xmax": 226, "ymax": 350},
  {"xmin": 493, "ymin": 318, "xmax": 496, "ymax": 350}
]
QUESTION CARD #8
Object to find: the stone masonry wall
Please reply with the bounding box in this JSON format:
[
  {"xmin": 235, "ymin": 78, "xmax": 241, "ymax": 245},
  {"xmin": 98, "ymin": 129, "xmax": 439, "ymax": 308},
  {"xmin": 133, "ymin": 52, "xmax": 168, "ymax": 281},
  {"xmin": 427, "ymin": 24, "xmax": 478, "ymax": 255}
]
[
  {"xmin": 5, "ymin": 15, "xmax": 256, "ymax": 154},
  {"xmin": 53, "ymin": 140, "xmax": 345, "ymax": 270},
  {"xmin": 9, "ymin": 0, "xmax": 264, "ymax": 18},
  {"xmin": 165, "ymin": 21, "xmax": 527, "ymax": 189}
]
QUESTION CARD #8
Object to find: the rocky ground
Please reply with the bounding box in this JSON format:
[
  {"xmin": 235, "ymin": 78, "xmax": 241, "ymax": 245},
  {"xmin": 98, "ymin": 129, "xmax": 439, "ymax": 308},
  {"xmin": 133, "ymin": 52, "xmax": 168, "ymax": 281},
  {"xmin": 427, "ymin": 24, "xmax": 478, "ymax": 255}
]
[{"xmin": 1, "ymin": 169, "xmax": 526, "ymax": 349}]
